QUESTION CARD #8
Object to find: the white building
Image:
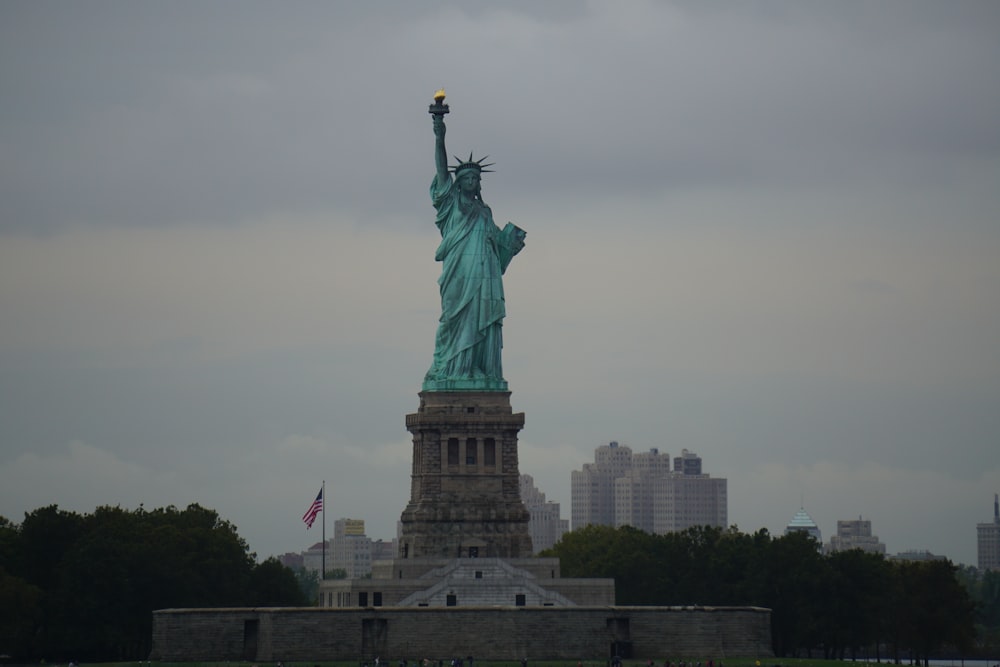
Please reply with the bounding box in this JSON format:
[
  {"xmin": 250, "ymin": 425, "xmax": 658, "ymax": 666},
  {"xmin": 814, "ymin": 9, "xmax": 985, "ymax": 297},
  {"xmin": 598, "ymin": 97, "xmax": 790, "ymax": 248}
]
[
  {"xmin": 519, "ymin": 474, "xmax": 569, "ymax": 553},
  {"xmin": 571, "ymin": 443, "xmax": 727, "ymax": 534},
  {"xmin": 825, "ymin": 516, "xmax": 886, "ymax": 555},
  {"xmin": 331, "ymin": 518, "xmax": 373, "ymax": 578},
  {"xmin": 299, "ymin": 518, "xmax": 396, "ymax": 578},
  {"xmin": 572, "ymin": 441, "xmax": 633, "ymax": 529},
  {"xmin": 302, "ymin": 540, "xmax": 327, "ymax": 574}
]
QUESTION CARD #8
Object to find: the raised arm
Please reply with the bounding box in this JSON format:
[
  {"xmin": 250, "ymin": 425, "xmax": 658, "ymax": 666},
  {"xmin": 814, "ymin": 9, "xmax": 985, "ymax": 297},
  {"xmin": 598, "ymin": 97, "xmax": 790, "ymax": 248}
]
[{"xmin": 433, "ymin": 115, "xmax": 450, "ymax": 185}]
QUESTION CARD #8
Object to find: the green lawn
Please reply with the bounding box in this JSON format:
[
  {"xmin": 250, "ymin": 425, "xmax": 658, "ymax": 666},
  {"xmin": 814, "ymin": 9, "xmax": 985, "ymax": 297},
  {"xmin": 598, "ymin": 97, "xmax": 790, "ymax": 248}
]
[{"xmin": 70, "ymin": 660, "xmax": 899, "ymax": 667}]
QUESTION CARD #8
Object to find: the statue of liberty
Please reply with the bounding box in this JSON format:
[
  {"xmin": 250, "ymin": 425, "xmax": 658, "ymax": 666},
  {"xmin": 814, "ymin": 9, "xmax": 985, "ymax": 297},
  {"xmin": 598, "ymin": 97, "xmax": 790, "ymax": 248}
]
[{"xmin": 423, "ymin": 91, "xmax": 526, "ymax": 392}]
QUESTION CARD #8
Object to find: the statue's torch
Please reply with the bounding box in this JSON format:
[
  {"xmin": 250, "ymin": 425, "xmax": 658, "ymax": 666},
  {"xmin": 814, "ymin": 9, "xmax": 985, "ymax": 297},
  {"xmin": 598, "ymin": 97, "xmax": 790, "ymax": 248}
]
[{"xmin": 429, "ymin": 88, "xmax": 450, "ymax": 116}]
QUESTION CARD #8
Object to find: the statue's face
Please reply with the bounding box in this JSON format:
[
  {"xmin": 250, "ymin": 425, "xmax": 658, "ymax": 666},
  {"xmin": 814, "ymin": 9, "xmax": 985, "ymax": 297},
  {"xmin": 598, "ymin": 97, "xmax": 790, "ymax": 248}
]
[{"xmin": 458, "ymin": 171, "xmax": 480, "ymax": 195}]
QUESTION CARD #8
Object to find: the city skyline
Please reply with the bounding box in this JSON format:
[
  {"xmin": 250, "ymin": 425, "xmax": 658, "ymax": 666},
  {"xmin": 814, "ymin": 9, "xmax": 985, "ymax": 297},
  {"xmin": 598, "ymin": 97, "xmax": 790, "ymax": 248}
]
[
  {"xmin": 1, "ymin": 2, "xmax": 998, "ymax": 567},
  {"xmin": 283, "ymin": 476, "xmax": 953, "ymax": 565}
]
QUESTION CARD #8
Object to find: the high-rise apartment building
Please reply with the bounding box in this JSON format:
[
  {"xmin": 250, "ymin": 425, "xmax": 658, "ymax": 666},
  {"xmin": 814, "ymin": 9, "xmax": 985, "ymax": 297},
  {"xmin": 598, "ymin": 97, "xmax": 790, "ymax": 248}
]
[
  {"xmin": 519, "ymin": 474, "xmax": 569, "ymax": 553},
  {"xmin": 977, "ymin": 493, "xmax": 1000, "ymax": 572},
  {"xmin": 825, "ymin": 516, "xmax": 886, "ymax": 555},
  {"xmin": 572, "ymin": 441, "xmax": 633, "ymax": 528},
  {"xmin": 331, "ymin": 518, "xmax": 373, "ymax": 578},
  {"xmin": 300, "ymin": 518, "xmax": 381, "ymax": 578},
  {"xmin": 571, "ymin": 442, "xmax": 727, "ymax": 534},
  {"xmin": 302, "ymin": 540, "xmax": 327, "ymax": 574}
]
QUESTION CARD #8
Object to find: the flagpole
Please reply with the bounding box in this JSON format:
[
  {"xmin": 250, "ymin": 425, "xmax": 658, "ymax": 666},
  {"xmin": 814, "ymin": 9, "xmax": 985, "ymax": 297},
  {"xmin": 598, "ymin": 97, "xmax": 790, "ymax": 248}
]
[{"xmin": 321, "ymin": 480, "xmax": 326, "ymax": 581}]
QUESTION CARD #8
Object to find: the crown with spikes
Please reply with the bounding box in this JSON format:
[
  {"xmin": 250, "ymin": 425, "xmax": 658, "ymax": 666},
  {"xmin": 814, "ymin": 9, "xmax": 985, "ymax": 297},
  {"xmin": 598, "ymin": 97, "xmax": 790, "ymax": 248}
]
[{"xmin": 451, "ymin": 152, "xmax": 495, "ymax": 177}]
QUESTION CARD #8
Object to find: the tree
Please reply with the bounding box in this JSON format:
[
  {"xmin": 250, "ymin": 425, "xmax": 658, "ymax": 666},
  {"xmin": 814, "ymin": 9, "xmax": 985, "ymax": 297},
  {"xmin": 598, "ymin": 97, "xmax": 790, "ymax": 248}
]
[
  {"xmin": 820, "ymin": 549, "xmax": 890, "ymax": 659},
  {"xmin": 761, "ymin": 531, "xmax": 826, "ymax": 657},
  {"xmin": 543, "ymin": 524, "xmax": 660, "ymax": 603},
  {"xmin": 545, "ymin": 524, "xmax": 624, "ymax": 579},
  {"xmin": 293, "ymin": 566, "xmax": 320, "ymax": 603},
  {"xmin": 892, "ymin": 559, "xmax": 975, "ymax": 665},
  {"xmin": 1, "ymin": 503, "xmax": 278, "ymax": 661},
  {"xmin": 0, "ymin": 565, "xmax": 42, "ymax": 659},
  {"xmin": 544, "ymin": 523, "xmax": 977, "ymax": 659},
  {"xmin": 15, "ymin": 505, "xmax": 85, "ymax": 589},
  {"xmin": 977, "ymin": 569, "xmax": 1000, "ymax": 652},
  {"xmin": 248, "ymin": 557, "xmax": 309, "ymax": 606}
]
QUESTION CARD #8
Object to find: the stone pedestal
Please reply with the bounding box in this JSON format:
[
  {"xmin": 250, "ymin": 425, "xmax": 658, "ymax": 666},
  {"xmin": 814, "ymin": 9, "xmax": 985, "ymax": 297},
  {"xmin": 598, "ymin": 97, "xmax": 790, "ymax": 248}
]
[{"xmin": 399, "ymin": 391, "xmax": 533, "ymax": 559}]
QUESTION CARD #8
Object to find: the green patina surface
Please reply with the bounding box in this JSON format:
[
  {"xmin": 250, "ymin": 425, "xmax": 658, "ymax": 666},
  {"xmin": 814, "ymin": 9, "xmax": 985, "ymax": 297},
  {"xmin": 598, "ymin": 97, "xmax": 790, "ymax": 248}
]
[{"xmin": 423, "ymin": 93, "xmax": 525, "ymax": 392}]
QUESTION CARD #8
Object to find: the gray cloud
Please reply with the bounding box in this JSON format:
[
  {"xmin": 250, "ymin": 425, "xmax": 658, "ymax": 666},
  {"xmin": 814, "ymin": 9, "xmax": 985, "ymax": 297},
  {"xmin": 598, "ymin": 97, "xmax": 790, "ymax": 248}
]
[{"xmin": 4, "ymin": 2, "xmax": 998, "ymax": 232}]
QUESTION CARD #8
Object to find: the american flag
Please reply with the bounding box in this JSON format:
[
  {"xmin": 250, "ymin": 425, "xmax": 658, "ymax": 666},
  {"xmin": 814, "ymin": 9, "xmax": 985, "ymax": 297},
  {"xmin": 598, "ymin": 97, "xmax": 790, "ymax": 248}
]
[{"xmin": 302, "ymin": 486, "xmax": 323, "ymax": 528}]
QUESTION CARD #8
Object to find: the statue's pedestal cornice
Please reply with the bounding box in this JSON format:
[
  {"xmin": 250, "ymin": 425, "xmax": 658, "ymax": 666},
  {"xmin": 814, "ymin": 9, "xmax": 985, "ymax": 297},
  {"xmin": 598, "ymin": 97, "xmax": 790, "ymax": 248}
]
[{"xmin": 422, "ymin": 378, "xmax": 509, "ymax": 392}]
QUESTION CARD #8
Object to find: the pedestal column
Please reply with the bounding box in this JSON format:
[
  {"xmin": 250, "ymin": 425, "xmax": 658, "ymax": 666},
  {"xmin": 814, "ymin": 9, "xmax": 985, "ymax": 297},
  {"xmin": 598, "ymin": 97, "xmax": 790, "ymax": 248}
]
[{"xmin": 399, "ymin": 391, "xmax": 533, "ymax": 559}]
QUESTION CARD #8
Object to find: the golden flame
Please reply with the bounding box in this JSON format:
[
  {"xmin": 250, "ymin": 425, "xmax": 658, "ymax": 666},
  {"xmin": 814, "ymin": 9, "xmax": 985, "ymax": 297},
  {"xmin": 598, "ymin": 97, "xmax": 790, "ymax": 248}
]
[{"xmin": 433, "ymin": 88, "xmax": 446, "ymax": 102}]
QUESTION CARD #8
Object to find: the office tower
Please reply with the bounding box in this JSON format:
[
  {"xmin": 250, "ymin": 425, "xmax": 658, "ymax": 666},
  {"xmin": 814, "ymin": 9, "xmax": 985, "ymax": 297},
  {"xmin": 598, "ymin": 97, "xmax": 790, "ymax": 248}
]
[
  {"xmin": 784, "ymin": 507, "xmax": 822, "ymax": 544},
  {"xmin": 977, "ymin": 493, "xmax": 1000, "ymax": 571},
  {"xmin": 826, "ymin": 516, "xmax": 886, "ymax": 555}
]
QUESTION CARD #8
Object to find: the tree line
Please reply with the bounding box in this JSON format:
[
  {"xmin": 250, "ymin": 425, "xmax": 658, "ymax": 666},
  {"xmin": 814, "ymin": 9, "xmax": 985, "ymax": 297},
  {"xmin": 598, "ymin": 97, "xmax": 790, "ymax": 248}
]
[
  {"xmin": 2, "ymin": 505, "xmax": 995, "ymax": 663},
  {"xmin": 541, "ymin": 524, "xmax": 992, "ymax": 663},
  {"xmin": 0, "ymin": 504, "xmax": 306, "ymax": 662}
]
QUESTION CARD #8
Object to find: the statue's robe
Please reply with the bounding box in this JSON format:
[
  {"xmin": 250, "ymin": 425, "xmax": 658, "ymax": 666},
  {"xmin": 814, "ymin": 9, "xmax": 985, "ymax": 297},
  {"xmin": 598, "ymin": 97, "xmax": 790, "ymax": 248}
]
[{"xmin": 424, "ymin": 174, "xmax": 525, "ymax": 390}]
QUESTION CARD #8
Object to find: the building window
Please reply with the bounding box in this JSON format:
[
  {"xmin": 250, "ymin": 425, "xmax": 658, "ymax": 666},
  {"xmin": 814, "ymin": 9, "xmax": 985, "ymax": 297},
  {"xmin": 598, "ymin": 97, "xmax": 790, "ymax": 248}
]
[
  {"xmin": 515, "ymin": 594, "xmax": 526, "ymax": 606},
  {"xmin": 475, "ymin": 571, "xmax": 483, "ymax": 579},
  {"xmin": 448, "ymin": 438, "xmax": 459, "ymax": 465},
  {"xmin": 446, "ymin": 594, "xmax": 457, "ymax": 607},
  {"xmin": 373, "ymin": 592, "xmax": 382, "ymax": 607},
  {"xmin": 466, "ymin": 438, "xmax": 477, "ymax": 465},
  {"xmin": 358, "ymin": 591, "xmax": 368, "ymax": 607},
  {"xmin": 484, "ymin": 438, "xmax": 496, "ymax": 466}
]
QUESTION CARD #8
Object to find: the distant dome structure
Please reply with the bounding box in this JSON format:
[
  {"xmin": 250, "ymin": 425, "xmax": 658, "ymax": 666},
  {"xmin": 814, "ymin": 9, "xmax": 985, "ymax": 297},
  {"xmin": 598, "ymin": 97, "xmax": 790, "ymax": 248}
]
[{"xmin": 784, "ymin": 507, "xmax": 822, "ymax": 544}]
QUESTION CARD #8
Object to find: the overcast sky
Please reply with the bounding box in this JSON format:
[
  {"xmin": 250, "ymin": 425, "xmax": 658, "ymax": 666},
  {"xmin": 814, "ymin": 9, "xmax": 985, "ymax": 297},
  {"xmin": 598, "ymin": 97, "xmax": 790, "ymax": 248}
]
[{"xmin": 2, "ymin": 1, "xmax": 998, "ymax": 567}]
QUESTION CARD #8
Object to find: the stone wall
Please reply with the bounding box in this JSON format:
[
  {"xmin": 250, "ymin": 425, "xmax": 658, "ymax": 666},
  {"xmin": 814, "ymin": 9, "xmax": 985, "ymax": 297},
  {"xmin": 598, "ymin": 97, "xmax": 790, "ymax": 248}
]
[{"xmin": 151, "ymin": 606, "xmax": 772, "ymax": 662}]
